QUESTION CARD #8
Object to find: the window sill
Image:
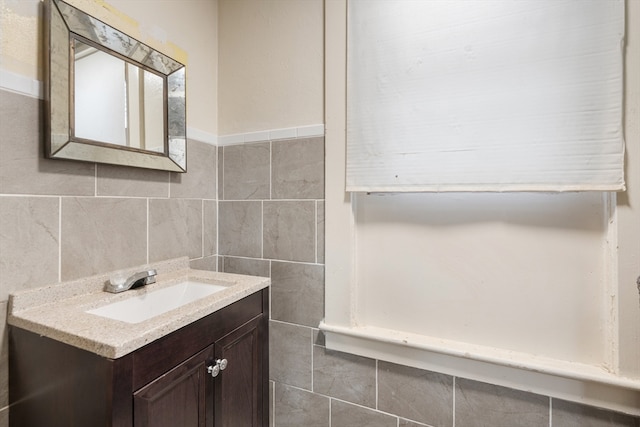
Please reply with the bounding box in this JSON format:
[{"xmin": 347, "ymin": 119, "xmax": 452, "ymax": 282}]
[{"xmin": 319, "ymin": 320, "xmax": 640, "ymax": 416}]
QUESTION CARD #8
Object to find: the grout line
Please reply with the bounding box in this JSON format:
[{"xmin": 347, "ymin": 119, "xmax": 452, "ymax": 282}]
[
  {"xmin": 222, "ymin": 197, "xmax": 321, "ymax": 202},
  {"xmin": 311, "ymin": 327, "xmax": 315, "ymax": 393},
  {"xmin": 58, "ymin": 197, "xmax": 62, "ymax": 283},
  {"xmin": 146, "ymin": 198, "xmax": 150, "ymax": 264},
  {"xmin": 452, "ymin": 376, "xmax": 456, "ymax": 427},
  {"xmin": 375, "ymin": 359, "xmax": 379, "ymax": 410},
  {"xmin": 268, "ymin": 260, "xmax": 272, "ymax": 319},
  {"xmin": 319, "ymin": 393, "xmax": 409, "ymax": 422},
  {"xmin": 272, "ymin": 381, "xmax": 276, "ymax": 427},
  {"xmin": 0, "ymin": 193, "xmax": 67, "ymax": 198},
  {"xmin": 217, "ymin": 146, "xmax": 221, "ymax": 269},
  {"xmin": 221, "ymin": 146, "xmax": 225, "ymax": 201},
  {"xmin": 201, "ymin": 199, "xmax": 205, "ymax": 259},
  {"xmin": 215, "ymin": 255, "xmax": 323, "ymax": 267},
  {"xmin": 549, "ymin": 396, "xmax": 553, "ymax": 427},
  {"xmin": 269, "ymin": 141, "xmax": 273, "ymax": 201}
]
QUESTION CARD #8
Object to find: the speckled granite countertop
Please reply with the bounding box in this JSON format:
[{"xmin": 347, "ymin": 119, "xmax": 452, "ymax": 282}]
[{"xmin": 7, "ymin": 257, "xmax": 270, "ymax": 359}]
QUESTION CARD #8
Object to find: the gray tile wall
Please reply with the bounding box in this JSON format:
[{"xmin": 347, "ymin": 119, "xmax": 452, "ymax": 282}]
[
  {"xmin": 0, "ymin": 89, "xmax": 218, "ymax": 423},
  {"xmin": 1, "ymin": 89, "xmax": 637, "ymax": 426},
  {"xmin": 217, "ymin": 135, "xmax": 639, "ymax": 427}
]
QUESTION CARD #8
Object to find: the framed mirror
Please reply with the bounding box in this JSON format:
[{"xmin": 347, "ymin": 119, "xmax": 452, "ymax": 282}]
[{"xmin": 45, "ymin": 0, "xmax": 187, "ymax": 172}]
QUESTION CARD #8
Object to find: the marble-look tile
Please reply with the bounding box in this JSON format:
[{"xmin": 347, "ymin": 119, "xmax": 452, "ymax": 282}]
[
  {"xmin": 217, "ymin": 146, "xmax": 224, "ymax": 200},
  {"xmin": 316, "ymin": 201, "xmax": 324, "ymax": 264},
  {"xmin": 149, "ymin": 198, "xmax": 203, "ymax": 262},
  {"xmin": 0, "ymin": 406, "xmax": 6, "ymax": 427},
  {"xmin": 189, "ymin": 256, "xmax": 218, "ymax": 272},
  {"xmin": 170, "ymin": 139, "xmax": 217, "ymax": 199},
  {"xmin": 218, "ymin": 201, "xmax": 262, "ymax": 258},
  {"xmin": 378, "ymin": 361, "xmax": 453, "ymax": 427},
  {"xmin": 270, "ymin": 321, "xmax": 312, "ymax": 390},
  {"xmin": 96, "ymin": 164, "xmax": 169, "ymax": 197},
  {"xmin": 61, "ymin": 197, "xmax": 147, "ymax": 280},
  {"xmin": 271, "ymin": 261, "xmax": 323, "ymax": 327},
  {"xmin": 203, "ymin": 200, "xmax": 217, "ymax": 256},
  {"xmin": 264, "ymin": 201, "xmax": 315, "ymax": 262},
  {"xmin": 274, "ymin": 382, "xmax": 329, "ymax": 427},
  {"xmin": 455, "ymin": 378, "xmax": 549, "ymax": 427},
  {"xmin": 313, "ymin": 329, "xmax": 325, "ymax": 346},
  {"xmin": 331, "ymin": 400, "xmax": 397, "ymax": 427},
  {"xmin": 0, "ymin": 197, "xmax": 59, "ymax": 300},
  {"xmin": 552, "ymin": 399, "xmax": 640, "ymax": 427},
  {"xmin": 313, "ymin": 346, "xmax": 376, "ymax": 408},
  {"xmin": 0, "ymin": 90, "xmax": 95, "ymax": 196},
  {"xmin": 223, "ymin": 257, "xmax": 270, "ymax": 277},
  {"xmin": 0, "ymin": 301, "xmax": 7, "ymax": 409},
  {"xmin": 222, "ymin": 142, "xmax": 270, "ymax": 200},
  {"xmin": 271, "ymin": 137, "xmax": 324, "ymax": 200}
]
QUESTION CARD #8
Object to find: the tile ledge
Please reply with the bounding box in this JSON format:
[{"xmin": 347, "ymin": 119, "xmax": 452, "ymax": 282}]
[{"xmin": 218, "ymin": 124, "xmax": 325, "ymax": 146}]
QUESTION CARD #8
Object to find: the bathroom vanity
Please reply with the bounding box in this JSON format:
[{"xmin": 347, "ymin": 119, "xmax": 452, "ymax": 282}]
[{"xmin": 8, "ymin": 258, "xmax": 270, "ymax": 427}]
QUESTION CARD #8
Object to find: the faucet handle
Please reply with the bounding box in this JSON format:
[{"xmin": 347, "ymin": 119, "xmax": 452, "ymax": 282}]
[
  {"xmin": 104, "ymin": 268, "xmax": 158, "ymax": 293},
  {"xmin": 105, "ymin": 270, "xmax": 129, "ymax": 293},
  {"xmin": 145, "ymin": 269, "xmax": 157, "ymax": 285}
]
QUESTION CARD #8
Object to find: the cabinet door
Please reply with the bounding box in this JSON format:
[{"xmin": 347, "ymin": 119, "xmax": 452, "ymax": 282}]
[
  {"xmin": 134, "ymin": 345, "xmax": 214, "ymax": 427},
  {"xmin": 214, "ymin": 315, "xmax": 266, "ymax": 427}
]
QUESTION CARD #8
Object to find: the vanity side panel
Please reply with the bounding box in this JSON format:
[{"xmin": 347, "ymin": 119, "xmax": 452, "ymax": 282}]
[
  {"xmin": 9, "ymin": 327, "xmax": 128, "ymax": 427},
  {"xmin": 112, "ymin": 353, "xmax": 135, "ymax": 427},
  {"xmin": 261, "ymin": 288, "xmax": 270, "ymax": 427}
]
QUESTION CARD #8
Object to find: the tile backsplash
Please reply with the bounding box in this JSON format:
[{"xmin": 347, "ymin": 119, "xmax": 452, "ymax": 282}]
[
  {"xmin": 0, "ymin": 89, "xmax": 218, "ymax": 286},
  {"xmin": 0, "ymin": 89, "xmax": 217, "ymax": 422}
]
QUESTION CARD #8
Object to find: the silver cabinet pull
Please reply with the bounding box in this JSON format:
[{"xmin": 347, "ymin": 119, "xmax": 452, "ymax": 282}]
[
  {"xmin": 207, "ymin": 364, "xmax": 220, "ymax": 378},
  {"xmin": 207, "ymin": 359, "xmax": 228, "ymax": 378},
  {"xmin": 217, "ymin": 358, "xmax": 228, "ymax": 371}
]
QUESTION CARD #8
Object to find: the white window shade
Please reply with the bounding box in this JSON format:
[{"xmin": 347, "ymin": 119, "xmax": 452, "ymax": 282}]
[{"xmin": 346, "ymin": 0, "xmax": 625, "ymax": 192}]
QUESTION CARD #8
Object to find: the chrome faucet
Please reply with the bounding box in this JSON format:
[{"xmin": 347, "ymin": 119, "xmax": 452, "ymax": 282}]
[{"xmin": 104, "ymin": 269, "xmax": 157, "ymax": 293}]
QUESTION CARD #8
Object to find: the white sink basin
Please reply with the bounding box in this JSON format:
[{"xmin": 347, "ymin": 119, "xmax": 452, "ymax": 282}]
[{"xmin": 87, "ymin": 280, "xmax": 227, "ymax": 324}]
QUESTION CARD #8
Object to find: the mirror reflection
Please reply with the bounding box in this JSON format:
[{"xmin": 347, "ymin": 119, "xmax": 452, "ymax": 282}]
[
  {"xmin": 74, "ymin": 40, "xmax": 165, "ymax": 153},
  {"xmin": 46, "ymin": 0, "xmax": 187, "ymax": 172}
]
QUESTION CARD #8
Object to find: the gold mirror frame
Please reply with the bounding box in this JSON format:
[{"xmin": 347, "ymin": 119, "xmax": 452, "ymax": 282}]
[{"xmin": 45, "ymin": 0, "xmax": 187, "ymax": 172}]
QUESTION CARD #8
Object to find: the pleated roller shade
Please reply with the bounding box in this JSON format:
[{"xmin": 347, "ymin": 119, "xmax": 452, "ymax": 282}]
[{"xmin": 346, "ymin": 0, "xmax": 625, "ymax": 192}]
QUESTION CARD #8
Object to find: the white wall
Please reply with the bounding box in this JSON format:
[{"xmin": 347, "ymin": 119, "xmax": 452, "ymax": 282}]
[
  {"xmin": 355, "ymin": 192, "xmax": 608, "ymax": 365},
  {"xmin": 217, "ymin": 0, "xmax": 323, "ymax": 135},
  {"xmin": 325, "ymin": 0, "xmax": 640, "ymax": 414},
  {"xmin": 74, "ymin": 49, "xmax": 126, "ymax": 145},
  {"xmin": 0, "ymin": 0, "xmax": 218, "ymax": 139}
]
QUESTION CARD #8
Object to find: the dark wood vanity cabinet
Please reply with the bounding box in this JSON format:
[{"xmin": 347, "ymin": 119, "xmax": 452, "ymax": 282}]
[
  {"xmin": 9, "ymin": 289, "xmax": 269, "ymax": 427},
  {"xmin": 133, "ymin": 345, "xmax": 213, "ymax": 427}
]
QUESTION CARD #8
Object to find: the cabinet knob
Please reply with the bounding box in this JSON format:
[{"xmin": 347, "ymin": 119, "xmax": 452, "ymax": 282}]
[
  {"xmin": 207, "ymin": 364, "xmax": 220, "ymax": 377},
  {"xmin": 207, "ymin": 359, "xmax": 228, "ymax": 378},
  {"xmin": 217, "ymin": 358, "xmax": 228, "ymax": 371}
]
